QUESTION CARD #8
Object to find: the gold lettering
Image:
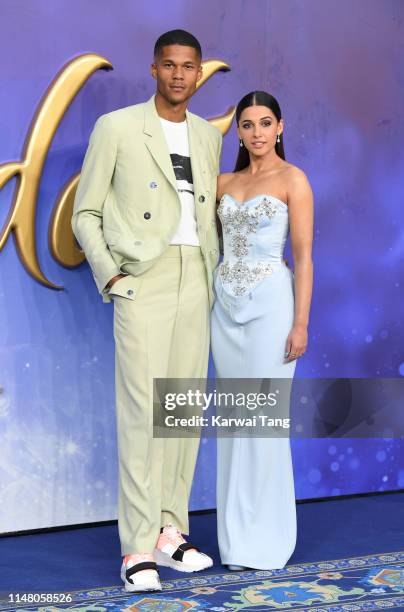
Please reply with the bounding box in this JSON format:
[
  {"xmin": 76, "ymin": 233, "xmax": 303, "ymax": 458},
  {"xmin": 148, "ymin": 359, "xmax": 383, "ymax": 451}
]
[
  {"xmin": 197, "ymin": 59, "xmax": 236, "ymax": 133},
  {"xmin": 0, "ymin": 54, "xmax": 112, "ymax": 287},
  {"xmin": 209, "ymin": 107, "xmax": 236, "ymax": 134},
  {"xmin": 197, "ymin": 59, "xmax": 230, "ymax": 89},
  {"xmin": 49, "ymin": 173, "xmax": 85, "ymax": 268}
]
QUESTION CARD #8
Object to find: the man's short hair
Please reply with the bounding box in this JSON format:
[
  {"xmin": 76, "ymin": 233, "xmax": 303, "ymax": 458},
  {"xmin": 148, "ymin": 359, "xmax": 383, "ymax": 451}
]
[{"xmin": 154, "ymin": 29, "xmax": 202, "ymax": 59}]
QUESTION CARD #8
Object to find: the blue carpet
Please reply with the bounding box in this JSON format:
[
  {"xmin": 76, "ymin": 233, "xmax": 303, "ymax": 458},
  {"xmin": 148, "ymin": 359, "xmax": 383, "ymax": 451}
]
[
  {"xmin": 1, "ymin": 552, "xmax": 404, "ymax": 610},
  {"xmin": 0, "ymin": 493, "xmax": 403, "ymax": 610}
]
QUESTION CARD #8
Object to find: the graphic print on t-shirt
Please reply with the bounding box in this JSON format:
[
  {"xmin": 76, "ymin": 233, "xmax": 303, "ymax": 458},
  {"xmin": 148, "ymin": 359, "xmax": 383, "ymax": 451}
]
[
  {"xmin": 159, "ymin": 116, "xmax": 199, "ymax": 246},
  {"xmin": 170, "ymin": 153, "xmax": 194, "ymax": 196}
]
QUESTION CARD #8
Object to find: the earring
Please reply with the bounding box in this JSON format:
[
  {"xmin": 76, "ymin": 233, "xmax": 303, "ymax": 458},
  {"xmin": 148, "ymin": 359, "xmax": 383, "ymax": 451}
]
[
  {"xmin": 239, "ymin": 139, "xmax": 244, "ymax": 148},
  {"xmin": 277, "ymin": 134, "xmax": 281, "ymax": 143}
]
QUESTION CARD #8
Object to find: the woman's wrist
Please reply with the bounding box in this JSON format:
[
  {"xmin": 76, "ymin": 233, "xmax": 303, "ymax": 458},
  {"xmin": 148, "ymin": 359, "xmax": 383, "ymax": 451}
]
[{"xmin": 293, "ymin": 321, "xmax": 308, "ymax": 330}]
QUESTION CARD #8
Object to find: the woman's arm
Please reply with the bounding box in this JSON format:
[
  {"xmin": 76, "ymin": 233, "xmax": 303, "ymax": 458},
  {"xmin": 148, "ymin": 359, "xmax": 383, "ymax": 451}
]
[{"xmin": 285, "ymin": 167, "xmax": 314, "ymax": 362}]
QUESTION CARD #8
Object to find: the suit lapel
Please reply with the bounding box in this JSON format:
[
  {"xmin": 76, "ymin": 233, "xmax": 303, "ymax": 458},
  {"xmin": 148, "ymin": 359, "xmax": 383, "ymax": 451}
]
[
  {"xmin": 143, "ymin": 96, "xmax": 209, "ymax": 195},
  {"xmin": 143, "ymin": 96, "xmax": 177, "ymax": 192}
]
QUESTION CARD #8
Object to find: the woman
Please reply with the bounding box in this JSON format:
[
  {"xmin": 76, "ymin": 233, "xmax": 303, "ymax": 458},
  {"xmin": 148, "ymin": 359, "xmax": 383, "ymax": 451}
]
[{"xmin": 211, "ymin": 91, "xmax": 313, "ymax": 570}]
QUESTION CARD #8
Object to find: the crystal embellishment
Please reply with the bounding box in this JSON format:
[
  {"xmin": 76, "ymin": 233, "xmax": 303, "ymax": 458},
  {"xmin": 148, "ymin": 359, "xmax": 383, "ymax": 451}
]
[
  {"xmin": 217, "ymin": 195, "xmax": 278, "ymax": 296},
  {"xmin": 218, "ymin": 195, "xmax": 277, "ymax": 236},
  {"xmin": 219, "ymin": 259, "xmax": 273, "ymax": 296},
  {"xmin": 230, "ymin": 233, "xmax": 249, "ymax": 257}
]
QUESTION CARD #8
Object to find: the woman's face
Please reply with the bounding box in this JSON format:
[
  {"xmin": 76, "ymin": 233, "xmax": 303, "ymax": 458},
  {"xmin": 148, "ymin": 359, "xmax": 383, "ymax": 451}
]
[{"xmin": 237, "ymin": 105, "xmax": 283, "ymax": 157}]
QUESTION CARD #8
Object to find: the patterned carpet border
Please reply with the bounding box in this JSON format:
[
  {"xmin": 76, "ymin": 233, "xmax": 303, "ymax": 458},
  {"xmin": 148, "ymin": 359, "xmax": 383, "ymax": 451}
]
[{"xmin": 1, "ymin": 551, "xmax": 403, "ymax": 611}]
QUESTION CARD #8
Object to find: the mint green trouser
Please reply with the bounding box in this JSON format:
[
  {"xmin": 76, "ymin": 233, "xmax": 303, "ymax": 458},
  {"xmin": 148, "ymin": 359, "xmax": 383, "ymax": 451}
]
[{"xmin": 109, "ymin": 246, "xmax": 210, "ymax": 555}]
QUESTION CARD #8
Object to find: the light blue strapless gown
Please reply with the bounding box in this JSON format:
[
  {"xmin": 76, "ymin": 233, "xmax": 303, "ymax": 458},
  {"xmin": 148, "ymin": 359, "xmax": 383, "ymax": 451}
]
[{"xmin": 211, "ymin": 193, "xmax": 297, "ymax": 570}]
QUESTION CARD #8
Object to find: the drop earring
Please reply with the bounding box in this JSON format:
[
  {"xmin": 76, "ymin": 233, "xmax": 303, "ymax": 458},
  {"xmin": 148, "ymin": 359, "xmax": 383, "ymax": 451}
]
[
  {"xmin": 239, "ymin": 139, "xmax": 244, "ymax": 148},
  {"xmin": 277, "ymin": 134, "xmax": 281, "ymax": 143}
]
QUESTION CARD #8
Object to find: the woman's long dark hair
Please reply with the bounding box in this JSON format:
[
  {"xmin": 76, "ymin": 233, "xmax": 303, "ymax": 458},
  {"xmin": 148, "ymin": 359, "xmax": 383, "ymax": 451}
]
[{"xmin": 234, "ymin": 91, "xmax": 285, "ymax": 172}]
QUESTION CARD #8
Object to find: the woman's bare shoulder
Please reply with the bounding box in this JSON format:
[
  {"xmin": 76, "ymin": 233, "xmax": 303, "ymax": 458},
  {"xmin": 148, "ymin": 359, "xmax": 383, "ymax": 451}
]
[
  {"xmin": 281, "ymin": 163, "xmax": 313, "ymax": 207},
  {"xmin": 282, "ymin": 163, "xmax": 311, "ymax": 188}
]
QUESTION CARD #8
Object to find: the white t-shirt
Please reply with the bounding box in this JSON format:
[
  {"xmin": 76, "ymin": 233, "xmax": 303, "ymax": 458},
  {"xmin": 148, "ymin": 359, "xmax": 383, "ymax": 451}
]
[{"xmin": 159, "ymin": 117, "xmax": 200, "ymax": 246}]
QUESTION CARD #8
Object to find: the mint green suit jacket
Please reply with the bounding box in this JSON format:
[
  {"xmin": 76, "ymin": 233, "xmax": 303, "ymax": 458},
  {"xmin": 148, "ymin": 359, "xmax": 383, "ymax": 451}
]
[{"xmin": 72, "ymin": 95, "xmax": 222, "ymax": 305}]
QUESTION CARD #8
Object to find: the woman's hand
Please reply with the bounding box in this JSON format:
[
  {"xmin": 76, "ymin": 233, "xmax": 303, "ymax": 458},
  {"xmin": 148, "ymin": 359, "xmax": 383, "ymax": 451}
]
[{"xmin": 284, "ymin": 324, "xmax": 308, "ymax": 362}]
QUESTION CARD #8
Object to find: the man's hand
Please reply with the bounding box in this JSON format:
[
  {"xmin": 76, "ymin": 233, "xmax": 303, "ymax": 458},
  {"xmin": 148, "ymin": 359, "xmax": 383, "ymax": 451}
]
[{"xmin": 106, "ymin": 273, "xmax": 126, "ymax": 291}]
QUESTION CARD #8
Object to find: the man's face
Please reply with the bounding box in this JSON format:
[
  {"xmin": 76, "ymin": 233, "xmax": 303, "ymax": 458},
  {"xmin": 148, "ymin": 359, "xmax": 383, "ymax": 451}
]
[{"xmin": 151, "ymin": 44, "xmax": 202, "ymax": 105}]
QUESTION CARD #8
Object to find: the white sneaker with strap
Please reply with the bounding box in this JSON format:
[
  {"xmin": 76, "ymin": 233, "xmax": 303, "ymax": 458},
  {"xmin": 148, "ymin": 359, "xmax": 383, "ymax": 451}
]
[
  {"xmin": 154, "ymin": 524, "xmax": 213, "ymax": 572},
  {"xmin": 120, "ymin": 553, "xmax": 162, "ymax": 592}
]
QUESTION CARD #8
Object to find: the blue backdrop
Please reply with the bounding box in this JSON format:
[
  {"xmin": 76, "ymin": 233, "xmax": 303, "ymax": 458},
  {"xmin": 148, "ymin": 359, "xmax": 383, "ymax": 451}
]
[{"xmin": 0, "ymin": 0, "xmax": 403, "ymax": 532}]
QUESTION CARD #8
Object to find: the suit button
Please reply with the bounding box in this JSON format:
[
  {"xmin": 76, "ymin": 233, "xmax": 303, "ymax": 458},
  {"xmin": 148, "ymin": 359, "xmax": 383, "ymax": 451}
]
[
  {"xmin": 127, "ymin": 289, "xmax": 134, "ymax": 296},
  {"xmin": 198, "ymin": 195, "xmax": 205, "ymax": 203},
  {"xmin": 144, "ymin": 212, "xmax": 151, "ymax": 220}
]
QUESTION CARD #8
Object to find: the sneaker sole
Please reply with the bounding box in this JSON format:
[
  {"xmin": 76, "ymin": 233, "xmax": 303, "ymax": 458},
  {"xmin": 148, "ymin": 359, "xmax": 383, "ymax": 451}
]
[{"xmin": 154, "ymin": 548, "xmax": 213, "ymax": 573}]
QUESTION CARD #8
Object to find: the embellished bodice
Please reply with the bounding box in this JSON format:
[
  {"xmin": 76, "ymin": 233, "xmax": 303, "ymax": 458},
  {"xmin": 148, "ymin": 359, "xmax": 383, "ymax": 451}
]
[{"xmin": 217, "ymin": 193, "xmax": 290, "ymax": 297}]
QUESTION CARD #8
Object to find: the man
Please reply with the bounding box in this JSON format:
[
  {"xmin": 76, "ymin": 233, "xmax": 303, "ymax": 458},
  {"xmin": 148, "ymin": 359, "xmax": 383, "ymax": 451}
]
[{"xmin": 72, "ymin": 30, "xmax": 221, "ymax": 592}]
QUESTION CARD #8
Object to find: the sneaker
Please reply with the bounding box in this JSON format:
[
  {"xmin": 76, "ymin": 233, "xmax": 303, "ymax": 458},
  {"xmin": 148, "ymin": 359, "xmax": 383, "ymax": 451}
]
[
  {"xmin": 120, "ymin": 553, "xmax": 162, "ymax": 592},
  {"xmin": 154, "ymin": 524, "xmax": 213, "ymax": 573}
]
